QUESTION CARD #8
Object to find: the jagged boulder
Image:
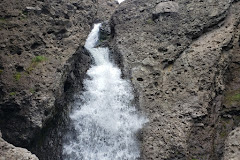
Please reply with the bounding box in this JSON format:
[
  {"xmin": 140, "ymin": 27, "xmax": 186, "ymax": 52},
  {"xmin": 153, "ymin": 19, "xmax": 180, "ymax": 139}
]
[
  {"xmin": 0, "ymin": 131, "xmax": 38, "ymax": 160},
  {"xmin": 224, "ymin": 127, "xmax": 240, "ymax": 160}
]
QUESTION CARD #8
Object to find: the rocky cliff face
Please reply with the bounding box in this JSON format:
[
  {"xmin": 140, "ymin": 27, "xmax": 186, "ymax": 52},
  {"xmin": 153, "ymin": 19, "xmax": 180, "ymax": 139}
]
[
  {"xmin": 0, "ymin": 0, "xmax": 239, "ymax": 159},
  {"xmin": 0, "ymin": 0, "xmax": 116, "ymax": 159},
  {"xmin": 109, "ymin": 0, "xmax": 240, "ymax": 159}
]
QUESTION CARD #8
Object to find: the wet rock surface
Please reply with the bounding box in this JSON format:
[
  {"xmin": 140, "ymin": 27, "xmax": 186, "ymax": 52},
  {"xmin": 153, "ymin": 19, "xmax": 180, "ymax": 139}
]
[{"xmin": 110, "ymin": 0, "xmax": 240, "ymax": 159}]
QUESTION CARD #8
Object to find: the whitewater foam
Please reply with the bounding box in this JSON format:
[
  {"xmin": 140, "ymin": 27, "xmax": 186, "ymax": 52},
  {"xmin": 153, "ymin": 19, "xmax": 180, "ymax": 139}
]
[{"xmin": 63, "ymin": 23, "xmax": 147, "ymax": 160}]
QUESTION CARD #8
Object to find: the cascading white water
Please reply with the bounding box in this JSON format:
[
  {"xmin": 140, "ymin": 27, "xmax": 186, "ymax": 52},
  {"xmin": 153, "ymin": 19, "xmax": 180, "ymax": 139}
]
[
  {"xmin": 63, "ymin": 23, "xmax": 147, "ymax": 160},
  {"xmin": 117, "ymin": 0, "xmax": 126, "ymax": 3}
]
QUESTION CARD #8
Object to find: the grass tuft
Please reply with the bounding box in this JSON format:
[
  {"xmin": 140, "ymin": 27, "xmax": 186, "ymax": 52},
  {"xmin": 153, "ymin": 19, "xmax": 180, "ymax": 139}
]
[
  {"xmin": 32, "ymin": 56, "xmax": 47, "ymax": 63},
  {"xmin": 9, "ymin": 92, "xmax": 16, "ymax": 96},
  {"xmin": 14, "ymin": 72, "xmax": 21, "ymax": 81},
  {"xmin": 26, "ymin": 56, "xmax": 47, "ymax": 74}
]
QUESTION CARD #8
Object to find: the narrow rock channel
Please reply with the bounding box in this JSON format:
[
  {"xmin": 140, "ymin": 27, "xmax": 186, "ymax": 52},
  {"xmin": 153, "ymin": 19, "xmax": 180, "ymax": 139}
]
[{"xmin": 62, "ymin": 23, "xmax": 147, "ymax": 160}]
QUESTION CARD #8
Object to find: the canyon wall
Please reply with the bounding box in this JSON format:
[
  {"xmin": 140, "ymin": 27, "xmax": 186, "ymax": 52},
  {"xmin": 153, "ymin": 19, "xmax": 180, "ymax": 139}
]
[
  {"xmin": 109, "ymin": 0, "xmax": 240, "ymax": 159},
  {"xmin": 0, "ymin": 0, "xmax": 239, "ymax": 160}
]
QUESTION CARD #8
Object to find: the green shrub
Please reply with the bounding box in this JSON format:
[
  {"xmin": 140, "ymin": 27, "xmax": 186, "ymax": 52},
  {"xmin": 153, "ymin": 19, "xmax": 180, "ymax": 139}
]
[{"xmin": 0, "ymin": 69, "xmax": 3, "ymax": 74}]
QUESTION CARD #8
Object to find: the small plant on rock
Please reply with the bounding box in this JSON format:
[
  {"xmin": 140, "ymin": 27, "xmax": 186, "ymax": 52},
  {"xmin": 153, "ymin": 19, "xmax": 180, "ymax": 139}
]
[
  {"xmin": 146, "ymin": 18, "xmax": 154, "ymax": 24},
  {"xmin": 26, "ymin": 55, "xmax": 47, "ymax": 74},
  {"xmin": 14, "ymin": 72, "xmax": 21, "ymax": 81},
  {"xmin": 32, "ymin": 56, "xmax": 47, "ymax": 63},
  {"xmin": 9, "ymin": 92, "xmax": 16, "ymax": 96}
]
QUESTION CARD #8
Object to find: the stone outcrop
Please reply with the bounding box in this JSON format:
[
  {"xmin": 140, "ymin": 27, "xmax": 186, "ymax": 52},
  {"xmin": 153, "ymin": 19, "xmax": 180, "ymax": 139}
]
[
  {"xmin": 0, "ymin": 0, "xmax": 95, "ymax": 144},
  {"xmin": 109, "ymin": 0, "xmax": 240, "ymax": 159},
  {"xmin": 0, "ymin": 132, "xmax": 38, "ymax": 160},
  {"xmin": 223, "ymin": 127, "xmax": 240, "ymax": 160}
]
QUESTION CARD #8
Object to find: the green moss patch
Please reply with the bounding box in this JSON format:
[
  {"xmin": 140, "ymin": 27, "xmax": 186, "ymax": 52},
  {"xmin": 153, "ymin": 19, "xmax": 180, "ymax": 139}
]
[
  {"xmin": 32, "ymin": 56, "xmax": 47, "ymax": 63},
  {"xmin": 224, "ymin": 89, "xmax": 240, "ymax": 106},
  {"xmin": 231, "ymin": 93, "xmax": 240, "ymax": 101},
  {"xmin": 146, "ymin": 18, "xmax": 154, "ymax": 24},
  {"xmin": 0, "ymin": 17, "xmax": 7, "ymax": 23},
  {"xmin": 0, "ymin": 69, "xmax": 3, "ymax": 74},
  {"xmin": 29, "ymin": 88, "xmax": 36, "ymax": 94},
  {"xmin": 14, "ymin": 72, "xmax": 21, "ymax": 81},
  {"xmin": 26, "ymin": 56, "xmax": 47, "ymax": 74},
  {"xmin": 9, "ymin": 92, "xmax": 16, "ymax": 96}
]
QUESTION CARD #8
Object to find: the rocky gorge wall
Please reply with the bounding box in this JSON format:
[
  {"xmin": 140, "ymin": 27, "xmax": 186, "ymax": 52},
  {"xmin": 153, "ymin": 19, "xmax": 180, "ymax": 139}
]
[
  {"xmin": 109, "ymin": 0, "xmax": 240, "ymax": 159},
  {"xmin": 0, "ymin": 0, "xmax": 117, "ymax": 159},
  {"xmin": 0, "ymin": 0, "xmax": 239, "ymax": 160}
]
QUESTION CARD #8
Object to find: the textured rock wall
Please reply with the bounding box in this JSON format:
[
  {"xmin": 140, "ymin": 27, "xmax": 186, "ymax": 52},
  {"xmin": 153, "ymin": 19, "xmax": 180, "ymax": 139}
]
[
  {"xmin": 0, "ymin": 0, "xmax": 117, "ymax": 159},
  {"xmin": 0, "ymin": 0, "xmax": 96, "ymax": 143},
  {"xmin": 110, "ymin": 0, "xmax": 240, "ymax": 159},
  {"xmin": 223, "ymin": 127, "xmax": 240, "ymax": 160},
  {"xmin": 0, "ymin": 0, "xmax": 97, "ymax": 159}
]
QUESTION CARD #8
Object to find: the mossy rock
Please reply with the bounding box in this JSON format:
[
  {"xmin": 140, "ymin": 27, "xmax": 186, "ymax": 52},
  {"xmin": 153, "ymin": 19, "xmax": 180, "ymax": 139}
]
[
  {"xmin": 26, "ymin": 56, "xmax": 47, "ymax": 74},
  {"xmin": 0, "ymin": 17, "xmax": 7, "ymax": 23},
  {"xmin": 9, "ymin": 92, "xmax": 16, "ymax": 96},
  {"xmin": 224, "ymin": 89, "xmax": 240, "ymax": 106},
  {"xmin": 14, "ymin": 72, "xmax": 21, "ymax": 81},
  {"xmin": 32, "ymin": 56, "xmax": 47, "ymax": 63}
]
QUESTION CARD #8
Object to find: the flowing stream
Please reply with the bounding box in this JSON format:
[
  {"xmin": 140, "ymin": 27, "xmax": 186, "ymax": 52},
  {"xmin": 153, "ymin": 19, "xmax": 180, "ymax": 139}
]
[{"xmin": 63, "ymin": 22, "xmax": 147, "ymax": 160}]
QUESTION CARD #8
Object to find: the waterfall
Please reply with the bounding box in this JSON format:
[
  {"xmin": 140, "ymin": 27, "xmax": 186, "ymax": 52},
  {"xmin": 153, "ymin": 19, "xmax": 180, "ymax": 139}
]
[
  {"xmin": 117, "ymin": 0, "xmax": 126, "ymax": 3},
  {"xmin": 63, "ymin": 23, "xmax": 147, "ymax": 160}
]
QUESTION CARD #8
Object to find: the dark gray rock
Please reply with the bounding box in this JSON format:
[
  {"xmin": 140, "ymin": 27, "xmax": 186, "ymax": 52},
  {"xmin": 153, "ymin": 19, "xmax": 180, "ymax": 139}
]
[
  {"xmin": 0, "ymin": 0, "xmax": 120, "ymax": 159},
  {"xmin": 0, "ymin": 0, "xmax": 97, "ymax": 159}
]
